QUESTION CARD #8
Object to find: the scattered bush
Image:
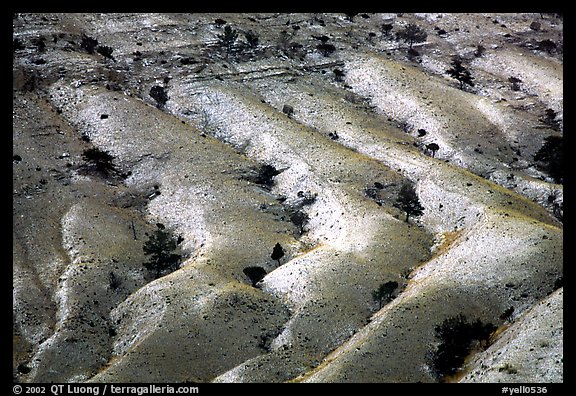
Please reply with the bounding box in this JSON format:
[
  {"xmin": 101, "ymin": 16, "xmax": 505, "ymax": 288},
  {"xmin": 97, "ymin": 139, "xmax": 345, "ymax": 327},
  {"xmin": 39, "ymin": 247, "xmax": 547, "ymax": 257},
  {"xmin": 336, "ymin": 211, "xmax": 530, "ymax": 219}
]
[
  {"xmin": 382, "ymin": 23, "xmax": 394, "ymax": 37},
  {"xmin": 108, "ymin": 271, "xmax": 122, "ymax": 291},
  {"xmin": 81, "ymin": 147, "xmax": 119, "ymax": 177},
  {"xmin": 474, "ymin": 44, "xmax": 486, "ymax": 57},
  {"xmin": 31, "ymin": 36, "xmax": 46, "ymax": 52},
  {"xmin": 277, "ymin": 30, "xmax": 304, "ymax": 59},
  {"xmin": 96, "ymin": 45, "xmax": 114, "ymax": 60},
  {"xmin": 242, "ymin": 164, "xmax": 282, "ymax": 190},
  {"xmin": 143, "ymin": 224, "xmax": 183, "ymax": 279},
  {"xmin": 149, "ymin": 85, "xmax": 169, "ymax": 108},
  {"xmin": 317, "ymin": 43, "xmax": 336, "ymax": 57},
  {"xmin": 13, "ymin": 38, "xmax": 25, "ymax": 52},
  {"xmin": 344, "ymin": 13, "xmax": 358, "ymax": 22},
  {"xmin": 372, "ymin": 281, "xmax": 398, "ymax": 309},
  {"xmin": 80, "ymin": 35, "xmax": 98, "ymax": 54},
  {"xmin": 499, "ymin": 306, "xmax": 514, "ymax": 321},
  {"xmin": 534, "ymin": 135, "xmax": 563, "ymax": 183},
  {"xmin": 244, "ymin": 30, "xmax": 259, "ymax": 49},
  {"xmin": 537, "ymin": 39, "xmax": 557, "ymax": 54},
  {"xmin": 508, "ymin": 76, "xmax": 522, "ymax": 91},
  {"xmin": 540, "ymin": 108, "xmax": 561, "ymax": 131},
  {"xmin": 333, "ymin": 68, "xmax": 345, "ymax": 82},
  {"xmin": 217, "ymin": 25, "xmax": 238, "ymax": 54},
  {"xmin": 282, "ymin": 104, "xmax": 294, "ymax": 117},
  {"xmin": 431, "ymin": 314, "xmax": 497, "ymax": 380}
]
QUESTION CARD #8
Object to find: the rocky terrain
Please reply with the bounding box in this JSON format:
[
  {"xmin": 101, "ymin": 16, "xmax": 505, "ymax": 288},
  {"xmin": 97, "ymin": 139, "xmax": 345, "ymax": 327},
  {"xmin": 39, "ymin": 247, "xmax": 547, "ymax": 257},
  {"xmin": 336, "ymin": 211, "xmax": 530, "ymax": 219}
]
[{"xmin": 13, "ymin": 13, "xmax": 563, "ymax": 383}]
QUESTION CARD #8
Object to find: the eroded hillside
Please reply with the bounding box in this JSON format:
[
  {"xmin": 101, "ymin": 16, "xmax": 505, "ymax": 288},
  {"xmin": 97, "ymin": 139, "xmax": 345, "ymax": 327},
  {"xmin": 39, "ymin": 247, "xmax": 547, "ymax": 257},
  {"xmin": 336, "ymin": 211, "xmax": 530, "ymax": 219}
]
[{"xmin": 13, "ymin": 13, "xmax": 563, "ymax": 383}]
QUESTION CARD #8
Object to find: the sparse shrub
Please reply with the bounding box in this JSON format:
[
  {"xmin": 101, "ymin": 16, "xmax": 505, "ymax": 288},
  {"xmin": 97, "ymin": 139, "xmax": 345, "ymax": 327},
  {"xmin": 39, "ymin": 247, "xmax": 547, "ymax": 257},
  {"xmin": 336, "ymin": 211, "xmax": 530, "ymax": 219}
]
[
  {"xmin": 143, "ymin": 223, "xmax": 183, "ymax": 279},
  {"xmin": 297, "ymin": 190, "xmax": 317, "ymax": 205},
  {"xmin": 271, "ymin": 242, "xmax": 285, "ymax": 265},
  {"xmin": 244, "ymin": 30, "xmax": 259, "ymax": 49},
  {"xmin": 431, "ymin": 314, "xmax": 497, "ymax": 381},
  {"xmin": 149, "ymin": 85, "xmax": 169, "ymax": 108},
  {"xmin": 396, "ymin": 23, "xmax": 427, "ymax": 49},
  {"xmin": 344, "ymin": 13, "xmax": 358, "ymax": 22},
  {"xmin": 282, "ymin": 104, "xmax": 294, "ymax": 117},
  {"xmin": 108, "ymin": 271, "xmax": 122, "ymax": 291},
  {"xmin": 474, "ymin": 44, "xmax": 486, "ymax": 57},
  {"xmin": 317, "ymin": 43, "xmax": 336, "ymax": 57},
  {"xmin": 80, "ymin": 35, "xmax": 98, "ymax": 54},
  {"xmin": 534, "ymin": 135, "xmax": 563, "ymax": 183},
  {"xmin": 333, "ymin": 68, "xmax": 345, "ymax": 82},
  {"xmin": 96, "ymin": 45, "xmax": 114, "ymax": 60},
  {"xmin": 395, "ymin": 182, "xmax": 424, "ymax": 222},
  {"xmin": 31, "ymin": 36, "xmax": 46, "ymax": 52},
  {"xmin": 243, "ymin": 266, "xmax": 267, "ymax": 287},
  {"xmin": 499, "ymin": 306, "xmax": 514, "ymax": 321},
  {"xmin": 13, "ymin": 38, "xmax": 25, "ymax": 52},
  {"xmin": 446, "ymin": 57, "xmax": 475, "ymax": 90},
  {"xmin": 277, "ymin": 30, "xmax": 304, "ymax": 59},
  {"xmin": 81, "ymin": 147, "xmax": 119, "ymax": 177},
  {"xmin": 537, "ymin": 39, "xmax": 557, "ymax": 54},
  {"xmin": 372, "ymin": 281, "xmax": 398, "ymax": 309},
  {"xmin": 508, "ymin": 76, "xmax": 522, "ymax": 91},
  {"xmin": 242, "ymin": 164, "xmax": 282, "ymax": 189},
  {"xmin": 288, "ymin": 209, "xmax": 309, "ymax": 235},
  {"xmin": 217, "ymin": 25, "xmax": 238, "ymax": 54},
  {"xmin": 540, "ymin": 108, "xmax": 561, "ymax": 131},
  {"xmin": 382, "ymin": 23, "xmax": 394, "ymax": 37}
]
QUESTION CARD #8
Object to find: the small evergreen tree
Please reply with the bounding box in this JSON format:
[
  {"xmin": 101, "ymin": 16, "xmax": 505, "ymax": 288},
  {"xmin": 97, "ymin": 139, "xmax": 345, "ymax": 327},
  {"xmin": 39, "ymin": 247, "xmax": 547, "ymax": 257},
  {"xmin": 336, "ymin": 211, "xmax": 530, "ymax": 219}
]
[
  {"xmin": 446, "ymin": 58, "xmax": 475, "ymax": 90},
  {"xmin": 271, "ymin": 242, "xmax": 285, "ymax": 265},
  {"xmin": 244, "ymin": 30, "xmax": 259, "ymax": 49},
  {"xmin": 395, "ymin": 183, "xmax": 424, "ymax": 222},
  {"xmin": 143, "ymin": 224, "xmax": 183, "ymax": 279},
  {"xmin": 218, "ymin": 25, "xmax": 238, "ymax": 54},
  {"xmin": 372, "ymin": 281, "xmax": 399, "ymax": 309},
  {"xmin": 396, "ymin": 23, "xmax": 427, "ymax": 49},
  {"xmin": 382, "ymin": 23, "xmax": 394, "ymax": 37}
]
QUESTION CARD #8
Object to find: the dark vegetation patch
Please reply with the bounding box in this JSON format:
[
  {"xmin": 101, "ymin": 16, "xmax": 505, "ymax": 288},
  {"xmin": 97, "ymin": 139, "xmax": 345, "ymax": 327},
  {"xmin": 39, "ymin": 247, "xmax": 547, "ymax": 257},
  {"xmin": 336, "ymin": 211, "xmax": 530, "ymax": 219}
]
[
  {"xmin": 430, "ymin": 314, "xmax": 497, "ymax": 381},
  {"xmin": 149, "ymin": 85, "xmax": 169, "ymax": 108},
  {"xmin": 240, "ymin": 164, "xmax": 283, "ymax": 190},
  {"xmin": 80, "ymin": 147, "xmax": 127, "ymax": 179},
  {"xmin": 143, "ymin": 223, "xmax": 184, "ymax": 279},
  {"xmin": 372, "ymin": 281, "xmax": 399, "ymax": 309},
  {"xmin": 534, "ymin": 135, "xmax": 562, "ymax": 184},
  {"xmin": 243, "ymin": 266, "xmax": 267, "ymax": 287}
]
